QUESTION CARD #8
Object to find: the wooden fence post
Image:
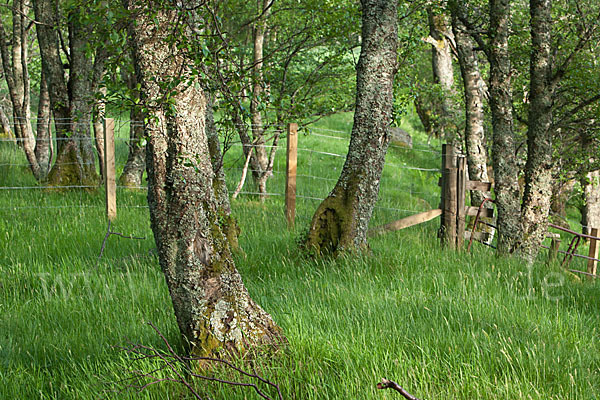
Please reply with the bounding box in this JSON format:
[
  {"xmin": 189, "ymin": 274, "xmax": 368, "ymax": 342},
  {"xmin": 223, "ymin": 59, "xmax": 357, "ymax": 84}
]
[
  {"xmin": 104, "ymin": 118, "xmax": 116, "ymax": 221},
  {"xmin": 440, "ymin": 144, "xmax": 457, "ymax": 248},
  {"xmin": 285, "ymin": 123, "xmax": 298, "ymax": 229},
  {"xmin": 588, "ymin": 227, "xmax": 599, "ymax": 277},
  {"xmin": 548, "ymin": 234, "xmax": 561, "ymax": 263},
  {"xmin": 456, "ymin": 155, "xmax": 467, "ymax": 248}
]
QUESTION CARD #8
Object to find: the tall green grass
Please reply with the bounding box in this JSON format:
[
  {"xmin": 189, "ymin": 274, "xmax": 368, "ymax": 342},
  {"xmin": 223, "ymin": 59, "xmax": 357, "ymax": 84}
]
[{"xmin": 1, "ymin": 114, "xmax": 599, "ymax": 399}]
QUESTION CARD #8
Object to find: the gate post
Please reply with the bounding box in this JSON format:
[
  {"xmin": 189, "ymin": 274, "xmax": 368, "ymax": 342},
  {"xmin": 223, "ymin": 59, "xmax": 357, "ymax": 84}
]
[{"xmin": 440, "ymin": 144, "xmax": 457, "ymax": 247}]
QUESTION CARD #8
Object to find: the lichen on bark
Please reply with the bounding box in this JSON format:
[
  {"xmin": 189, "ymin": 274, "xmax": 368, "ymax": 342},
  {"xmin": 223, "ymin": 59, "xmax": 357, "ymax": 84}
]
[
  {"xmin": 129, "ymin": 0, "xmax": 283, "ymax": 357},
  {"xmin": 303, "ymin": 0, "xmax": 398, "ymax": 255}
]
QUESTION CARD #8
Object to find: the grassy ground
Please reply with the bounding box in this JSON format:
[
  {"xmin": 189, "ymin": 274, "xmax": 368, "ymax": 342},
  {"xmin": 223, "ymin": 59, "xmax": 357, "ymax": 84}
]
[{"xmin": 1, "ymin": 114, "xmax": 599, "ymax": 399}]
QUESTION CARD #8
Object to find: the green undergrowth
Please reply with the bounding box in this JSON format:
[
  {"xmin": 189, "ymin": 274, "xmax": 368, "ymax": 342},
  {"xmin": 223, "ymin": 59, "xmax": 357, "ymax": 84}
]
[{"xmin": 1, "ymin": 114, "xmax": 599, "ymax": 399}]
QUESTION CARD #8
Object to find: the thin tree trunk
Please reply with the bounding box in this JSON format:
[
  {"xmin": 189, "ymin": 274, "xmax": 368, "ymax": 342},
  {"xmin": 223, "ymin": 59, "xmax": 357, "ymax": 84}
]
[
  {"xmin": 34, "ymin": 0, "xmax": 102, "ymax": 187},
  {"xmin": 488, "ymin": 0, "xmax": 522, "ymax": 255},
  {"xmin": 425, "ymin": 7, "xmax": 458, "ymax": 144},
  {"xmin": 129, "ymin": 0, "xmax": 282, "ymax": 356},
  {"xmin": 304, "ymin": 0, "xmax": 398, "ymax": 255},
  {"xmin": 249, "ymin": 0, "xmax": 271, "ymax": 199},
  {"xmin": 452, "ymin": 11, "xmax": 490, "ymax": 205},
  {"xmin": 119, "ymin": 63, "xmax": 146, "ymax": 188},
  {"xmin": 35, "ymin": 69, "xmax": 52, "ymax": 178},
  {"xmin": 94, "ymin": 87, "xmax": 107, "ymax": 182},
  {"xmin": 33, "ymin": 0, "xmax": 70, "ymax": 146},
  {"xmin": 451, "ymin": 7, "xmax": 494, "ymax": 242},
  {"xmin": 582, "ymin": 170, "xmax": 600, "ymax": 235},
  {"xmin": 0, "ymin": 104, "xmax": 12, "ymax": 139},
  {"xmin": 0, "ymin": 0, "xmax": 43, "ymax": 180},
  {"xmin": 516, "ymin": 0, "xmax": 554, "ymax": 262}
]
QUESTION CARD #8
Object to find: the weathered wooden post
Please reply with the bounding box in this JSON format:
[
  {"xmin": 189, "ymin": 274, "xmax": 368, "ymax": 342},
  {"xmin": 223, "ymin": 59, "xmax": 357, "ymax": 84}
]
[
  {"xmin": 440, "ymin": 144, "xmax": 457, "ymax": 247},
  {"xmin": 104, "ymin": 118, "xmax": 116, "ymax": 221},
  {"xmin": 456, "ymin": 155, "xmax": 467, "ymax": 248},
  {"xmin": 548, "ymin": 233, "xmax": 561, "ymax": 263},
  {"xmin": 285, "ymin": 123, "xmax": 298, "ymax": 229},
  {"xmin": 587, "ymin": 227, "xmax": 599, "ymax": 277}
]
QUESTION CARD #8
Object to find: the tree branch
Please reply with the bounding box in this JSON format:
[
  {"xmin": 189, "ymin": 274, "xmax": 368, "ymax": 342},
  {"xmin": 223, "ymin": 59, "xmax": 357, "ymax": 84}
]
[{"xmin": 376, "ymin": 378, "xmax": 421, "ymax": 400}]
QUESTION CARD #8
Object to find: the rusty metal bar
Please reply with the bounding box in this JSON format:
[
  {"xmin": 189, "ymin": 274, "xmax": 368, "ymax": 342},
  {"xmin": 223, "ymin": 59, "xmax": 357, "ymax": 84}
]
[
  {"xmin": 541, "ymin": 245, "xmax": 600, "ymax": 263},
  {"xmin": 549, "ymin": 223, "xmax": 600, "ymax": 241},
  {"xmin": 467, "ymin": 198, "xmax": 494, "ymax": 253}
]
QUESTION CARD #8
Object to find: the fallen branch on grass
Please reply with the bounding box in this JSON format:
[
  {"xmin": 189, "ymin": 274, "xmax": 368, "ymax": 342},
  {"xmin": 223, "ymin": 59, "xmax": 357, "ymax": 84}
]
[
  {"xmin": 377, "ymin": 378, "xmax": 421, "ymax": 400},
  {"xmin": 113, "ymin": 321, "xmax": 283, "ymax": 400}
]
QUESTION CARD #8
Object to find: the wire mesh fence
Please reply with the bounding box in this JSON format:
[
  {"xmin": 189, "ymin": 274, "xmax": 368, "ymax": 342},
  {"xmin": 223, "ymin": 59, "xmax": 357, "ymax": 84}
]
[{"xmin": 0, "ymin": 118, "xmax": 443, "ymax": 232}]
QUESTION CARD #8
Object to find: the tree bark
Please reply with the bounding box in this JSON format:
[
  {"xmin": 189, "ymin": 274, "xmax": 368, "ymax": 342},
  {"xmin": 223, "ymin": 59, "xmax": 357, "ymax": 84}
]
[
  {"xmin": 0, "ymin": 0, "xmax": 45, "ymax": 180},
  {"xmin": 304, "ymin": 0, "xmax": 398, "ymax": 255},
  {"xmin": 516, "ymin": 0, "xmax": 554, "ymax": 262},
  {"xmin": 34, "ymin": 0, "xmax": 102, "ymax": 187},
  {"xmin": 35, "ymin": 69, "xmax": 52, "ymax": 178},
  {"xmin": 582, "ymin": 170, "xmax": 600, "ymax": 235},
  {"xmin": 0, "ymin": 104, "xmax": 12, "ymax": 139},
  {"xmin": 249, "ymin": 0, "xmax": 272, "ymax": 199},
  {"xmin": 119, "ymin": 63, "xmax": 146, "ymax": 188},
  {"xmin": 488, "ymin": 0, "xmax": 522, "ymax": 255},
  {"xmin": 451, "ymin": 11, "xmax": 490, "ymax": 206},
  {"xmin": 451, "ymin": 6, "xmax": 494, "ymax": 241},
  {"xmin": 426, "ymin": 7, "xmax": 458, "ymax": 144},
  {"xmin": 129, "ymin": 0, "xmax": 282, "ymax": 356},
  {"xmin": 93, "ymin": 87, "xmax": 107, "ymax": 182},
  {"xmin": 207, "ymin": 96, "xmax": 240, "ymax": 251}
]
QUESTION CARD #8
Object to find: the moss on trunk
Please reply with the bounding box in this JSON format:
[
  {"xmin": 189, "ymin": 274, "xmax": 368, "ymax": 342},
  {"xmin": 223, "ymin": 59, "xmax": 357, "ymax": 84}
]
[{"xmin": 46, "ymin": 140, "xmax": 99, "ymax": 188}]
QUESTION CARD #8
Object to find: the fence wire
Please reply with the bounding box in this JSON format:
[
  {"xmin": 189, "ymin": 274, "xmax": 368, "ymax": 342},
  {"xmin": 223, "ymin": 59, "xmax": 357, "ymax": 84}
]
[{"xmin": 1, "ymin": 119, "xmax": 443, "ymax": 229}]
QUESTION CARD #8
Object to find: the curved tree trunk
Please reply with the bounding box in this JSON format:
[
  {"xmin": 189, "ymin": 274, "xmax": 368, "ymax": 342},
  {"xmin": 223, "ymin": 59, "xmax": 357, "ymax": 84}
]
[
  {"xmin": 304, "ymin": 0, "xmax": 398, "ymax": 255},
  {"xmin": 488, "ymin": 0, "xmax": 522, "ymax": 255},
  {"xmin": 516, "ymin": 0, "xmax": 554, "ymax": 262},
  {"xmin": 129, "ymin": 1, "xmax": 282, "ymax": 356}
]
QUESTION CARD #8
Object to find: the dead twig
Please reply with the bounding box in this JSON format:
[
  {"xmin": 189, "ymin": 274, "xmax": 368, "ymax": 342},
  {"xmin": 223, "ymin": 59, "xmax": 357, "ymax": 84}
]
[
  {"xmin": 96, "ymin": 220, "xmax": 146, "ymax": 267},
  {"xmin": 377, "ymin": 378, "xmax": 421, "ymax": 400},
  {"xmin": 113, "ymin": 322, "xmax": 283, "ymax": 400}
]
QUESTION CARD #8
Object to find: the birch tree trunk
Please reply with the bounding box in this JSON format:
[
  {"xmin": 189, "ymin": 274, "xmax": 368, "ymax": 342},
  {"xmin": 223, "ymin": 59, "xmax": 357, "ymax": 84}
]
[
  {"xmin": 426, "ymin": 7, "xmax": 458, "ymax": 144},
  {"xmin": 582, "ymin": 170, "xmax": 600, "ymax": 235},
  {"xmin": 451, "ymin": 7, "xmax": 495, "ymax": 242},
  {"xmin": 249, "ymin": 0, "xmax": 272, "ymax": 199},
  {"xmin": 451, "ymin": 11, "xmax": 491, "ymax": 206},
  {"xmin": 488, "ymin": 0, "xmax": 522, "ymax": 255},
  {"xmin": 0, "ymin": 0, "xmax": 45, "ymax": 180},
  {"xmin": 516, "ymin": 0, "xmax": 554, "ymax": 262},
  {"xmin": 304, "ymin": 0, "xmax": 398, "ymax": 255},
  {"xmin": 35, "ymin": 70, "xmax": 52, "ymax": 178},
  {"xmin": 129, "ymin": 0, "xmax": 282, "ymax": 356}
]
